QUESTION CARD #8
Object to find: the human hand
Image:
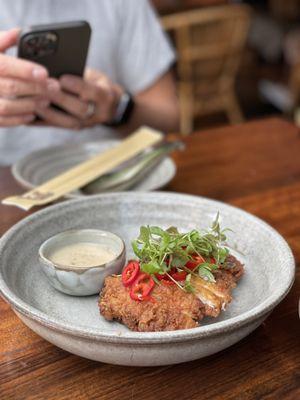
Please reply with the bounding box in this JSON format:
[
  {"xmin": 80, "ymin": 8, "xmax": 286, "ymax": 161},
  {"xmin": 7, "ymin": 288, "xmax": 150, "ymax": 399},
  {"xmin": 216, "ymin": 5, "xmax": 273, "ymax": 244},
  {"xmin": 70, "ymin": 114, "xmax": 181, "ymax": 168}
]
[
  {"xmin": 36, "ymin": 68, "xmax": 122, "ymax": 129},
  {"xmin": 0, "ymin": 28, "xmax": 59, "ymax": 127}
]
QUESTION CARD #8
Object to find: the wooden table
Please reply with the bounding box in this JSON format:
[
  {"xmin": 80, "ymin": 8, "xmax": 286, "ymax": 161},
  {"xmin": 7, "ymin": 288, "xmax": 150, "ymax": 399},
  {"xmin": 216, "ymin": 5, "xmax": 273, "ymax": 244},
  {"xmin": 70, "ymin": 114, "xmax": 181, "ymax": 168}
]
[{"xmin": 0, "ymin": 118, "xmax": 299, "ymax": 400}]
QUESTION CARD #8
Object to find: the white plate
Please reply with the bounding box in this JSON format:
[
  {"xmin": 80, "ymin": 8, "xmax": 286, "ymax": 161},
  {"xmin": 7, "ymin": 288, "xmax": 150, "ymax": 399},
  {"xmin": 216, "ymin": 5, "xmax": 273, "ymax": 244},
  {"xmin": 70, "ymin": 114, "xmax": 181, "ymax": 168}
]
[{"xmin": 12, "ymin": 141, "xmax": 176, "ymax": 197}]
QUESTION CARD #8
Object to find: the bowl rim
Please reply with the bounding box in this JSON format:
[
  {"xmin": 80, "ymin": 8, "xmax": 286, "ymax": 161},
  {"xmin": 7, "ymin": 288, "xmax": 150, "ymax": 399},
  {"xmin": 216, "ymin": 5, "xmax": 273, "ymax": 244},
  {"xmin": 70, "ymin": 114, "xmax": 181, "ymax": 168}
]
[
  {"xmin": 0, "ymin": 192, "xmax": 295, "ymax": 344},
  {"xmin": 39, "ymin": 228, "xmax": 125, "ymax": 272}
]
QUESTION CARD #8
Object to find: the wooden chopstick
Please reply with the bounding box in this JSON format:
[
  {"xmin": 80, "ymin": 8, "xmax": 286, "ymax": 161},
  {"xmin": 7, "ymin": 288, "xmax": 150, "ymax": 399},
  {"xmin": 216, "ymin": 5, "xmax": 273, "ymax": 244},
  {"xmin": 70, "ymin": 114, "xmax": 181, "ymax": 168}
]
[{"xmin": 2, "ymin": 126, "xmax": 163, "ymax": 211}]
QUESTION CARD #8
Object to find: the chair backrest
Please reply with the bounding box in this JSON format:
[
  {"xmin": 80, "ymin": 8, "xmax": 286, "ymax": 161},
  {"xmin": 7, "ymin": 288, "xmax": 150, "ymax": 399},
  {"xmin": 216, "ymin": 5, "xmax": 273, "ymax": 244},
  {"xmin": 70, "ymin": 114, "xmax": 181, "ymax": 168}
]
[
  {"xmin": 162, "ymin": 5, "xmax": 251, "ymax": 90},
  {"xmin": 270, "ymin": 0, "xmax": 300, "ymax": 21}
]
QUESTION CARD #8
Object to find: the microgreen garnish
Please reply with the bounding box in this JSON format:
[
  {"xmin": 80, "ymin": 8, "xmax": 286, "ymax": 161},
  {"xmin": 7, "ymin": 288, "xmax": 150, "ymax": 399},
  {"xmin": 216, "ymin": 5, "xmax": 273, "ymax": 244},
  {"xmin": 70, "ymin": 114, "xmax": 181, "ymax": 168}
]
[
  {"xmin": 184, "ymin": 274, "xmax": 195, "ymax": 293},
  {"xmin": 131, "ymin": 213, "xmax": 230, "ymax": 291}
]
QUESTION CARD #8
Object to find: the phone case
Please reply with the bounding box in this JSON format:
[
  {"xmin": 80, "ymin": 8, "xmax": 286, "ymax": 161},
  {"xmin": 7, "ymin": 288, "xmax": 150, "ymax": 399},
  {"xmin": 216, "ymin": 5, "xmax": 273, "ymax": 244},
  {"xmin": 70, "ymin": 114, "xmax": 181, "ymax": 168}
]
[{"xmin": 18, "ymin": 21, "xmax": 91, "ymax": 78}]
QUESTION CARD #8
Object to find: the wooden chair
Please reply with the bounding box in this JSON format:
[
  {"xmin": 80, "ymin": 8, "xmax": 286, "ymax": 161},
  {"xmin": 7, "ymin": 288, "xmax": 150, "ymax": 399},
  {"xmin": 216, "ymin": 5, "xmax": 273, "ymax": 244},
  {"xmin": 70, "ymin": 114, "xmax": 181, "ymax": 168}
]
[
  {"xmin": 162, "ymin": 5, "xmax": 251, "ymax": 134},
  {"xmin": 269, "ymin": 0, "xmax": 300, "ymax": 21}
]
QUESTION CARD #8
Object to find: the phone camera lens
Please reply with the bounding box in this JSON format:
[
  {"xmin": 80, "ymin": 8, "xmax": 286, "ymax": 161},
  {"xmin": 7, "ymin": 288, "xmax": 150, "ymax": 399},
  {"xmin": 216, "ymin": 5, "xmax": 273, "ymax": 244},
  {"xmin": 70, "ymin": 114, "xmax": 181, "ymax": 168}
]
[{"xmin": 23, "ymin": 31, "xmax": 58, "ymax": 58}]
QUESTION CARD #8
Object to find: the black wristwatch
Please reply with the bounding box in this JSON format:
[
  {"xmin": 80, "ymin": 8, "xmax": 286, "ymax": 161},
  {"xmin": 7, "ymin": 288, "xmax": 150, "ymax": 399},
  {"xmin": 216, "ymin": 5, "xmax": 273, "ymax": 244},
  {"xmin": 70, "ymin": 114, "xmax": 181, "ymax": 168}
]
[{"xmin": 105, "ymin": 92, "xmax": 135, "ymax": 127}]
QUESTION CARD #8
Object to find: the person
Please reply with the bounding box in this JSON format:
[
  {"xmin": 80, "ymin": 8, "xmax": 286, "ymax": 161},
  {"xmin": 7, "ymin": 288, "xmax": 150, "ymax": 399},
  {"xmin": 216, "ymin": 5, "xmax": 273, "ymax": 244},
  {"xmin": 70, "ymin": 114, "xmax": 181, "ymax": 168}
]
[{"xmin": 0, "ymin": 0, "xmax": 179, "ymax": 165}]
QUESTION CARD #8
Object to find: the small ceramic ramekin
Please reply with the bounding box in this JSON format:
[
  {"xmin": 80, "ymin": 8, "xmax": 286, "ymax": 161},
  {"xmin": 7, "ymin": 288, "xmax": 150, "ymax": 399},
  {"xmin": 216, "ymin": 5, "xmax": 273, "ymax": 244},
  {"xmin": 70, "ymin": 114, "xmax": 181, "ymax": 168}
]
[{"xmin": 39, "ymin": 229, "xmax": 125, "ymax": 296}]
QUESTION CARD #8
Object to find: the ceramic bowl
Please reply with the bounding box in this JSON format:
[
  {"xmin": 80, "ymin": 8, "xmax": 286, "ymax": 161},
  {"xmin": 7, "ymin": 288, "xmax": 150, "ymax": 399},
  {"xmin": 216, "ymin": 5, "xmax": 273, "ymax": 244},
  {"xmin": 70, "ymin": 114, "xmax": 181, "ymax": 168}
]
[
  {"xmin": 0, "ymin": 192, "xmax": 295, "ymax": 366},
  {"xmin": 39, "ymin": 229, "xmax": 125, "ymax": 296},
  {"xmin": 12, "ymin": 141, "xmax": 176, "ymax": 197}
]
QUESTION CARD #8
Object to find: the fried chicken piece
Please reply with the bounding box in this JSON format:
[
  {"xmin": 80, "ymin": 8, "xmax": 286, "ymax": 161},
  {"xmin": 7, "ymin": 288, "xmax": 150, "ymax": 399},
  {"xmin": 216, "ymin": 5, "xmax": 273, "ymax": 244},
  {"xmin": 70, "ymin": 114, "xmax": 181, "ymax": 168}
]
[
  {"xmin": 192, "ymin": 254, "xmax": 244, "ymax": 317},
  {"xmin": 99, "ymin": 276, "xmax": 205, "ymax": 332},
  {"xmin": 99, "ymin": 254, "xmax": 244, "ymax": 331}
]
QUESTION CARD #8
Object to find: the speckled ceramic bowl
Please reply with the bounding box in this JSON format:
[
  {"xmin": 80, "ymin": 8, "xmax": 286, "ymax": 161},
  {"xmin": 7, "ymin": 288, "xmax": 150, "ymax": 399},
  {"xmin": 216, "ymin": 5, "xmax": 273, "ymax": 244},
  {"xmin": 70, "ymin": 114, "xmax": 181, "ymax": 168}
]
[
  {"xmin": 0, "ymin": 192, "xmax": 295, "ymax": 366},
  {"xmin": 39, "ymin": 229, "xmax": 125, "ymax": 296},
  {"xmin": 12, "ymin": 141, "xmax": 176, "ymax": 197}
]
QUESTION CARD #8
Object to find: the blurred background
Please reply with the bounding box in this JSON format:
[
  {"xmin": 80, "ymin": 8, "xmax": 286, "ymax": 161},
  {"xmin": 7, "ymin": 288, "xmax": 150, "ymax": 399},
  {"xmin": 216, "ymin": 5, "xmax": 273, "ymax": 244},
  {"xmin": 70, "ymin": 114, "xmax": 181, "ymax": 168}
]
[{"xmin": 152, "ymin": 0, "xmax": 300, "ymax": 134}]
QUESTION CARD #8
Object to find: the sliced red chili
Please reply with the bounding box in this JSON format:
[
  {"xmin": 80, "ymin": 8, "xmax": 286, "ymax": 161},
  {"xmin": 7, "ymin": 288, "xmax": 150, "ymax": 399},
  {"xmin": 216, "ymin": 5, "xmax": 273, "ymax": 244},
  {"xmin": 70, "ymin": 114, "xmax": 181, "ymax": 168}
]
[
  {"xmin": 156, "ymin": 268, "xmax": 187, "ymax": 283},
  {"xmin": 185, "ymin": 254, "xmax": 206, "ymax": 270},
  {"xmin": 122, "ymin": 260, "xmax": 140, "ymax": 287},
  {"xmin": 170, "ymin": 270, "xmax": 187, "ymax": 281},
  {"xmin": 130, "ymin": 273, "xmax": 155, "ymax": 301},
  {"xmin": 155, "ymin": 272, "xmax": 168, "ymax": 281},
  {"xmin": 143, "ymin": 295, "xmax": 156, "ymax": 303}
]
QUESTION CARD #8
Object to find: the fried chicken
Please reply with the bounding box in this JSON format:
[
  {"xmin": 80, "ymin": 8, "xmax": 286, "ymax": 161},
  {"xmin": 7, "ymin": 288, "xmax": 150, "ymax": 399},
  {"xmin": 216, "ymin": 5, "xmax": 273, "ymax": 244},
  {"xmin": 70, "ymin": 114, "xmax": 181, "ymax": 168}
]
[
  {"xmin": 99, "ymin": 255, "xmax": 244, "ymax": 332},
  {"xmin": 99, "ymin": 276, "xmax": 205, "ymax": 331},
  {"xmin": 192, "ymin": 255, "xmax": 244, "ymax": 317}
]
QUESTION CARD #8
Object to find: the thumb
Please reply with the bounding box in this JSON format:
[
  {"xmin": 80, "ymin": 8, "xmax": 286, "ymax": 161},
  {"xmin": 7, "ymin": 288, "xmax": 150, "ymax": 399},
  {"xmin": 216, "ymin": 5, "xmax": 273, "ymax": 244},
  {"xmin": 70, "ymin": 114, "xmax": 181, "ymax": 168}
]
[{"xmin": 0, "ymin": 28, "xmax": 20, "ymax": 52}]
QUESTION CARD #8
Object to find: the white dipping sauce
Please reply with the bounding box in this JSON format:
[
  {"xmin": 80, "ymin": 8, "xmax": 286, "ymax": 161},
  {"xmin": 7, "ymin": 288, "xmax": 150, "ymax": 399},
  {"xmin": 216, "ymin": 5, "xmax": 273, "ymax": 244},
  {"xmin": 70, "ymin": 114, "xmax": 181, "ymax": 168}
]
[{"xmin": 50, "ymin": 242, "xmax": 116, "ymax": 268}]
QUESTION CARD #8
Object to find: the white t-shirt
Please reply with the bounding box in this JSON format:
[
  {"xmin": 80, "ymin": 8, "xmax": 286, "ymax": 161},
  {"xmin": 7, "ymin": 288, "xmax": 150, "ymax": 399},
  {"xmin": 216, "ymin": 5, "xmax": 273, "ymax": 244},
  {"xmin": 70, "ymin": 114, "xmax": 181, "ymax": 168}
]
[{"xmin": 0, "ymin": 0, "xmax": 175, "ymax": 165}]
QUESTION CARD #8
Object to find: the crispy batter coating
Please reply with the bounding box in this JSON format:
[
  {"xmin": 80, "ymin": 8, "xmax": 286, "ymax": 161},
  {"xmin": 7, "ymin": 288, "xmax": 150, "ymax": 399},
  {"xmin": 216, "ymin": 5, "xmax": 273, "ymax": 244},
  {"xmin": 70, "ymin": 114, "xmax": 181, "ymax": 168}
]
[
  {"xmin": 99, "ymin": 255, "xmax": 244, "ymax": 331},
  {"xmin": 99, "ymin": 276, "xmax": 205, "ymax": 331}
]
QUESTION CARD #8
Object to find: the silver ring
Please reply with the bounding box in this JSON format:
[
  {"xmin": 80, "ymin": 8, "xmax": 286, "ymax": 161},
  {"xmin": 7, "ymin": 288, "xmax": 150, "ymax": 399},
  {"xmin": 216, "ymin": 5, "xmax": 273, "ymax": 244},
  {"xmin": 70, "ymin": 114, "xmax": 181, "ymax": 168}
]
[{"xmin": 85, "ymin": 101, "xmax": 96, "ymax": 119}]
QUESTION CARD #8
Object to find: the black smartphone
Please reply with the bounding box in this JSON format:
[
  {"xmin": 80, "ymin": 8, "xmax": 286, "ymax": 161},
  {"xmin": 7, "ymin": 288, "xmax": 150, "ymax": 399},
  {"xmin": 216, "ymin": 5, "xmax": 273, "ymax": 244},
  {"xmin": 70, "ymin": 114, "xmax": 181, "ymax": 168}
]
[{"xmin": 18, "ymin": 20, "xmax": 91, "ymax": 78}]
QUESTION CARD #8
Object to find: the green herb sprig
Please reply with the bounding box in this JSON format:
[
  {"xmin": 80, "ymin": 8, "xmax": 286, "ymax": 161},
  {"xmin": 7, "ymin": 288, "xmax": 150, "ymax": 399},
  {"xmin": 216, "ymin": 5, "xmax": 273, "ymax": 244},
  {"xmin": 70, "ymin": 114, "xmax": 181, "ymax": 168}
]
[{"xmin": 131, "ymin": 213, "xmax": 230, "ymax": 290}]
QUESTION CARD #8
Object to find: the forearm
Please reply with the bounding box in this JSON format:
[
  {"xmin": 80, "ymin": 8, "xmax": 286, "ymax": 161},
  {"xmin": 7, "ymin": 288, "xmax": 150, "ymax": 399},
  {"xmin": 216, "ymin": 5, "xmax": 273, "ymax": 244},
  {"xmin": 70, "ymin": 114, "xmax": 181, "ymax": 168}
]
[
  {"xmin": 119, "ymin": 94, "xmax": 180, "ymax": 134},
  {"xmin": 118, "ymin": 70, "xmax": 180, "ymax": 134}
]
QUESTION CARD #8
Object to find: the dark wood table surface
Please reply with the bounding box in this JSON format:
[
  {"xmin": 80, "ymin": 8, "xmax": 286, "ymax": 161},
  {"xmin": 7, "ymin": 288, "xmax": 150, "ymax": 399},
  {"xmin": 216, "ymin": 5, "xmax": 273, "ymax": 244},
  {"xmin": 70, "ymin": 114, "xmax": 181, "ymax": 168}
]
[{"xmin": 0, "ymin": 117, "xmax": 299, "ymax": 400}]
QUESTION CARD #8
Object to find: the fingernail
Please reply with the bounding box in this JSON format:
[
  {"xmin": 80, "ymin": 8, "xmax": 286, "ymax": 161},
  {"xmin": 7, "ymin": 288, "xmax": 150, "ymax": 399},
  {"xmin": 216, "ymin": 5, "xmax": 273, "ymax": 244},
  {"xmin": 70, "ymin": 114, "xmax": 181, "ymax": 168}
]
[
  {"xmin": 23, "ymin": 114, "xmax": 35, "ymax": 122},
  {"xmin": 47, "ymin": 79, "xmax": 60, "ymax": 92},
  {"xmin": 32, "ymin": 67, "xmax": 48, "ymax": 81}
]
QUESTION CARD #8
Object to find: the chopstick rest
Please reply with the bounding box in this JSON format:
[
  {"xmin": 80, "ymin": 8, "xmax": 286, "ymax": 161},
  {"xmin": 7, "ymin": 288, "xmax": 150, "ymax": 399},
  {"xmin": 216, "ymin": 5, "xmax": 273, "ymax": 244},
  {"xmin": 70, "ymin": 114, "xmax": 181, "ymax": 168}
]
[{"xmin": 2, "ymin": 126, "xmax": 163, "ymax": 211}]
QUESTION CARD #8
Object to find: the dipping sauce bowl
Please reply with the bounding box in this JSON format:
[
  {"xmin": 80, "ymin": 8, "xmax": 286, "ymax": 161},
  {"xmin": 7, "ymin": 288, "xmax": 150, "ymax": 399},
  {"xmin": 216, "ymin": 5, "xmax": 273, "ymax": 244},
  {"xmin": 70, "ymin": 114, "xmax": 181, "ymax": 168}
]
[{"xmin": 39, "ymin": 229, "xmax": 125, "ymax": 296}]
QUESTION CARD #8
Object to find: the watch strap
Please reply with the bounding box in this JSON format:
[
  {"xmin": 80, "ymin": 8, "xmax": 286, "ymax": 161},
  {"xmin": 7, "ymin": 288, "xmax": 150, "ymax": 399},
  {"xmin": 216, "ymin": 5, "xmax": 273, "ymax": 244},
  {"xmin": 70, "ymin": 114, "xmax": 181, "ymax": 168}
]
[{"xmin": 105, "ymin": 92, "xmax": 135, "ymax": 127}]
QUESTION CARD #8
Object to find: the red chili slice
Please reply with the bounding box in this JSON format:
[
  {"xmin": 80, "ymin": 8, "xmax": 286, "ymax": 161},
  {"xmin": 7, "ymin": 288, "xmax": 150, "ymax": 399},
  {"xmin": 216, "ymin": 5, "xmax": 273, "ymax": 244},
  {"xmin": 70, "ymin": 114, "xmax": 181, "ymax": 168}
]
[
  {"xmin": 130, "ymin": 273, "xmax": 155, "ymax": 301},
  {"xmin": 143, "ymin": 295, "xmax": 156, "ymax": 303},
  {"xmin": 156, "ymin": 268, "xmax": 187, "ymax": 283},
  {"xmin": 185, "ymin": 254, "xmax": 206, "ymax": 270},
  {"xmin": 122, "ymin": 260, "xmax": 140, "ymax": 287},
  {"xmin": 155, "ymin": 273, "xmax": 168, "ymax": 281},
  {"xmin": 170, "ymin": 270, "xmax": 187, "ymax": 281}
]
